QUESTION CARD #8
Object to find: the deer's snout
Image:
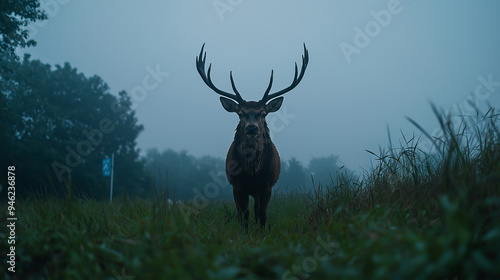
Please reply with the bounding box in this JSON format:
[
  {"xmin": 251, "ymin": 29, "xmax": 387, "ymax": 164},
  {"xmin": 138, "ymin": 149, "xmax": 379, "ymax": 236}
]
[{"xmin": 245, "ymin": 124, "xmax": 258, "ymax": 135}]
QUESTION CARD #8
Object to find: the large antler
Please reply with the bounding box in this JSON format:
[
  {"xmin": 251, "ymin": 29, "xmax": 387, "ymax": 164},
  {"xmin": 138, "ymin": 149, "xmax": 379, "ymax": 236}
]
[
  {"xmin": 260, "ymin": 43, "xmax": 309, "ymax": 104},
  {"xmin": 196, "ymin": 43, "xmax": 245, "ymax": 104}
]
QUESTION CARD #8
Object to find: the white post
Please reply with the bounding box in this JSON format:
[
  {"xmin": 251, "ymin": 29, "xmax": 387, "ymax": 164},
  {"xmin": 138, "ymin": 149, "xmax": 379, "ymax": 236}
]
[{"xmin": 109, "ymin": 153, "xmax": 115, "ymax": 203}]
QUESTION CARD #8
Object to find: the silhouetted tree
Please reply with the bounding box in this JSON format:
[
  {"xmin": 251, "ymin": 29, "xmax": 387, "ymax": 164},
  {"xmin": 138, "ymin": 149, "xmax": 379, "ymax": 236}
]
[
  {"xmin": 277, "ymin": 157, "xmax": 309, "ymax": 192},
  {"xmin": 0, "ymin": 0, "xmax": 46, "ymax": 70},
  {"xmin": 0, "ymin": 54, "xmax": 148, "ymax": 198},
  {"xmin": 308, "ymin": 155, "xmax": 343, "ymax": 186},
  {"xmin": 144, "ymin": 149, "xmax": 231, "ymax": 200}
]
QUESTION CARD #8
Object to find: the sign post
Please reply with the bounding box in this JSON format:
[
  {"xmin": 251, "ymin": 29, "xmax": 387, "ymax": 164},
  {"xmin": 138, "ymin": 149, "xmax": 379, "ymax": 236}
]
[{"xmin": 102, "ymin": 153, "xmax": 115, "ymax": 203}]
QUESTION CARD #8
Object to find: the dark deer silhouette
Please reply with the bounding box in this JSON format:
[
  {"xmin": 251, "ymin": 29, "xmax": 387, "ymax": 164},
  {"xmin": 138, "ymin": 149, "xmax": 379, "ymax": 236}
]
[{"xmin": 196, "ymin": 44, "xmax": 309, "ymax": 228}]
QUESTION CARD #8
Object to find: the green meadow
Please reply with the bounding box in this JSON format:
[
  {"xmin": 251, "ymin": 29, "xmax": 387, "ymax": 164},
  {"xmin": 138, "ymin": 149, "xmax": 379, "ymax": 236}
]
[{"xmin": 2, "ymin": 107, "xmax": 500, "ymax": 279}]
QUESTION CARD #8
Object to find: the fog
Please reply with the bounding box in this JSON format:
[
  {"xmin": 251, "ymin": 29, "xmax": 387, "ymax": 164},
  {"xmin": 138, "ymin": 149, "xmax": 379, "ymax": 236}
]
[{"xmin": 20, "ymin": 0, "xmax": 500, "ymax": 171}]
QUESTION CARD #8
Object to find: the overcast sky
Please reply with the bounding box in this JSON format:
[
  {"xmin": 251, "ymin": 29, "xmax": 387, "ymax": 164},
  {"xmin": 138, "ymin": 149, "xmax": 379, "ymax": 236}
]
[{"xmin": 19, "ymin": 0, "xmax": 500, "ymax": 171}]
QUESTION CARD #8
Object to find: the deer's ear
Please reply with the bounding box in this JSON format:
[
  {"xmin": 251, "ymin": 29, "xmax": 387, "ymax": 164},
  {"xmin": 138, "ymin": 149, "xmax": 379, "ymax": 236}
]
[
  {"xmin": 220, "ymin": 97, "xmax": 239, "ymax": 113},
  {"xmin": 265, "ymin": 97, "xmax": 283, "ymax": 113}
]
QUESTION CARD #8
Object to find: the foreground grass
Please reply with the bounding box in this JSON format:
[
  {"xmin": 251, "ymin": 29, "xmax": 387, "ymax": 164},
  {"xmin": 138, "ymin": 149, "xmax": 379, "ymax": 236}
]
[{"xmin": 2, "ymin": 107, "xmax": 500, "ymax": 279}]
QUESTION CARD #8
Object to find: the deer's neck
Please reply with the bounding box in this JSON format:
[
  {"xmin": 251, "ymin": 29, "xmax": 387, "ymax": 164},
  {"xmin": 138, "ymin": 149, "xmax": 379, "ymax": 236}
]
[{"xmin": 234, "ymin": 123, "xmax": 272, "ymax": 176}]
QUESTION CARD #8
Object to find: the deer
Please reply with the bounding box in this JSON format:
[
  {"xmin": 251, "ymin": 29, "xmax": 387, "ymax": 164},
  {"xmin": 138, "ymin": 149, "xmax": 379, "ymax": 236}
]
[{"xmin": 196, "ymin": 43, "xmax": 309, "ymax": 228}]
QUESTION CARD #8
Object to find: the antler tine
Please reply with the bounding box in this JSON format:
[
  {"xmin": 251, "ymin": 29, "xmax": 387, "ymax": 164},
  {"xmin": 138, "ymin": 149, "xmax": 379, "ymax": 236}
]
[
  {"xmin": 260, "ymin": 43, "xmax": 309, "ymax": 104},
  {"xmin": 196, "ymin": 43, "xmax": 245, "ymax": 103},
  {"xmin": 229, "ymin": 71, "xmax": 244, "ymax": 103},
  {"xmin": 262, "ymin": 70, "xmax": 274, "ymax": 100}
]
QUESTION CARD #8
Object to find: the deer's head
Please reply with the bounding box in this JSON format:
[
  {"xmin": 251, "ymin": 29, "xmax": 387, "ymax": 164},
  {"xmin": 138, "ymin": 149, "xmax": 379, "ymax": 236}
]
[{"xmin": 196, "ymin": 43, "xmax": 309, "ymax": 143}]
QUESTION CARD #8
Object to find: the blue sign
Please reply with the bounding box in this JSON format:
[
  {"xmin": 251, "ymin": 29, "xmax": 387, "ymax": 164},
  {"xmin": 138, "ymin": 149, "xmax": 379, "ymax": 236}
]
[{"xmin": 102, "ymin": 158, "xmax": 111, "ymax": 177}]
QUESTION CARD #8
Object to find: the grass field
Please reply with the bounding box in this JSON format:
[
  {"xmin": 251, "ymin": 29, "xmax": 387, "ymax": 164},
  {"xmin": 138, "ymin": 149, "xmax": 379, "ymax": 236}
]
[{"xmin": 2, "ymin": 107, "xmax": 500, "ymax": 279}]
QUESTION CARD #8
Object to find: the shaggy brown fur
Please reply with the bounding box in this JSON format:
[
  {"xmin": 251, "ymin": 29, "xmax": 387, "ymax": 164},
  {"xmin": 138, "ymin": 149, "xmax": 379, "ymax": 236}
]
[{"xmin": 224, "ymin": 102, "xmax": 281, "ymax": 228}]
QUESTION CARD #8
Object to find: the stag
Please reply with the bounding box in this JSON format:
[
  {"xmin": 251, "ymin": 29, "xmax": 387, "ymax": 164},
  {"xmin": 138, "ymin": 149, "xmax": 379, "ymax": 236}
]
[{"xmin": 196, "ymin": 44, "xmax": 309, "ymax": 228}]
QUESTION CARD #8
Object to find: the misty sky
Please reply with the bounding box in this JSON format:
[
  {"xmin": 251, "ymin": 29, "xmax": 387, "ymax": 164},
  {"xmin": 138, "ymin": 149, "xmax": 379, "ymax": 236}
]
[{"xmin": 19, "ymin": 0, "xmax": 500, "ymax": 171}]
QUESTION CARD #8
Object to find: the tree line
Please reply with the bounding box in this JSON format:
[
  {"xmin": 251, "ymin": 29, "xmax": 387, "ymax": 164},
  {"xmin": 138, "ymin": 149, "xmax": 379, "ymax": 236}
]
[{"xmin": 144, "ymin": 148, "xmax": 347, "ymax": 200}]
